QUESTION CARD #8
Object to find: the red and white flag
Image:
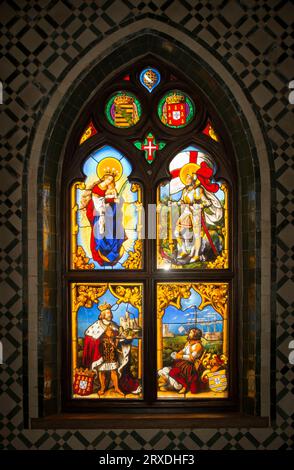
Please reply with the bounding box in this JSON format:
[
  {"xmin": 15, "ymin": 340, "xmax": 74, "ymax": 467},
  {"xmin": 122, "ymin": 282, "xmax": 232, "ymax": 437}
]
[{"xmin": 169, "ymin": 150, "xmax": 215, "ymax": 194}]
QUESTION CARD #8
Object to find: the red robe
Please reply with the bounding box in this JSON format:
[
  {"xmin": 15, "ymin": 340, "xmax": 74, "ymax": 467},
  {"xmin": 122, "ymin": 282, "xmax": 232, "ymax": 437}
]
[{"xmin": 83, "ymin": 335, "xmax": 103, "ymax": 370}]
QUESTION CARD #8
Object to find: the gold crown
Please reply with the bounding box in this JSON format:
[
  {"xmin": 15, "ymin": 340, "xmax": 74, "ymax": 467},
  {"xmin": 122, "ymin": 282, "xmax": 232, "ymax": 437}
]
[
  {"xmin": 98, "ymin": 302, "xmax": 112, "ymax": 312},
  {"xmin": 102, "ymin": 166, "xmax": 119, "ymax": 177},
  {"xmin": 75, "ymin": 367, "xmax": 96, "ymax": 378},
  {"xmin": 114, "ymin": 94, "xmax": 134, "ymax": 105},
  {"xmin": 166, "ymin": 93, "xmax": 185, "ymax": 104}
]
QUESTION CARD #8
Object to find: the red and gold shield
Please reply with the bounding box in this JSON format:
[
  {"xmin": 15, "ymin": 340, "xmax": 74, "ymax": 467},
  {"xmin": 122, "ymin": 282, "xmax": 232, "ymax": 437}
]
[{"xmin": 73, "ymin": 368, "xmax": 95, "ymax": 396}]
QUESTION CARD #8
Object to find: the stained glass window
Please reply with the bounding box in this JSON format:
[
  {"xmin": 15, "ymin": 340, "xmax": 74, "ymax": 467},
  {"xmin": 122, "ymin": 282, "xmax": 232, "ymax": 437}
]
[{"xmin": 64, "ymin": 62, "xmax": 235, "ymax": 407}]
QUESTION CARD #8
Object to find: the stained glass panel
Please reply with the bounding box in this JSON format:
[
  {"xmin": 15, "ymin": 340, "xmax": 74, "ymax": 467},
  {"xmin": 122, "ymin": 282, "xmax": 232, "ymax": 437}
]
[
  {"xmin": 68, "ymin": 64, "xmax": 234, "ymax": 406},
  {"xmin": 134, "ymin": 132, "xmax": 166, "ymax": 164},
  {"xmin": 202, "ymin": 121, "xmax": 219, "ymax": 142},
  {"xmin": 139, "ymin": 67, "xmax": 161, "ymax": 93},
  {"xmin": 158, "ymin": 90, "xmax": 195, "ymax": 128},
  {"xmin": 72, "ymin": 282, "xmax": 143, "ymax": 399},
  {"xmin": 157, "ymin": 146, "xmax": 229, "ymax": 269},
  {"xmin": 79, "ymin": 121, "xmax": 97, "ymax": 145},
  {"xmin": 157, "ymin": 282, "xmax": 229, "ymax": 399},
  {"xmin": 105, "ymin": 91, "xmax": 141, "ymax": 128},
  {"xmin": 71, "ymin": 146, "xmax": 143, "ymax": 270}
]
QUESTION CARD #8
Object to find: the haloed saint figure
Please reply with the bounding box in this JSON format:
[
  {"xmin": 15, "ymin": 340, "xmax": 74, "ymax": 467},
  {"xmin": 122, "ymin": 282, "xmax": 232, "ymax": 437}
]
[
  {"xmin": 82, "ymin": 157, "xmax": 125, "ymax": 267},
  {"xmin": 157, "ymin": 147, "xmax": 228, "ymax": 270},
  {"xmin": 72, "ymin": 147, "xmax": 143, "ymax": 270},
  {"xmin": 173, "ymin": 168, "xmax": 221, "ymax": 264}
]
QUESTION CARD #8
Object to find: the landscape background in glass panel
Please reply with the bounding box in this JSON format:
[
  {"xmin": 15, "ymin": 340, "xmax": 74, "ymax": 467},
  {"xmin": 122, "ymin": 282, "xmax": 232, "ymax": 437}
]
[
  {"xmin": 72, "ymin": 282, "xmax": 143, "ymax": 400},
  {"xmin": 157, "ymin": 282, "xmax": 229, "ymax": 399},
  {"xmin": 71, "ymin": 146, "xmax": 143, "ymax": 270},
  {"xmin": 157, "ymin": 146, "xmax": 229, "ymax": 270}
]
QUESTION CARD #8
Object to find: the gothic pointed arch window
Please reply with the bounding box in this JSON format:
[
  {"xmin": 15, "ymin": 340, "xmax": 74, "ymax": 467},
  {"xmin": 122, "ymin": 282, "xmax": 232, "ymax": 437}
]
[{"xmin": 61, "ymin": 60, "xmax": 237, "ymax": 410}]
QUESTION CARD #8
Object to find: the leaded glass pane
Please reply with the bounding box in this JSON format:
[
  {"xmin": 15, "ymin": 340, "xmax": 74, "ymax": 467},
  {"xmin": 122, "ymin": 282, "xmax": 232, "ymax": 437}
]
[
  {"xmin": 157, "ymin": 146, "xmax": 229, "ymax": 270},
  {"xmin": 72, "ymin": 282, "xmax": 143, "ymax": 399},
  {"xmin": 105, "ymin": 91, "xmax": 141, "ymax": 128},
  {"xmin": 157, "ymin": 282, "xmax": 229, "ymax": 399},
  {"xmin": 71, "ymin": 146, "xmax": 143, "ymax": 270}
]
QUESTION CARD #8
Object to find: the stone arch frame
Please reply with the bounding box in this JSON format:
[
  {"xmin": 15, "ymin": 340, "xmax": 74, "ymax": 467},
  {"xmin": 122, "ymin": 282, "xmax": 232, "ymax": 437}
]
[{"xmin": 23, "ymin": 22, "xmax": 274, "ymax": 422}]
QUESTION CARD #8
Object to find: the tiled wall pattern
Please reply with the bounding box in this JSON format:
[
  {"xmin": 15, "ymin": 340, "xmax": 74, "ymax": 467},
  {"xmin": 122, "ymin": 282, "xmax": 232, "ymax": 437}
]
[{"xmin": 0, "ymin": 0, "xmax": 293, "ymax": 450}]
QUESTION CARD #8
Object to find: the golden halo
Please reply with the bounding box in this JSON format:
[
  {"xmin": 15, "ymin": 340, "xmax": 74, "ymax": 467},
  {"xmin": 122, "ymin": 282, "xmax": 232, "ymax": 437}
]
[
  {"xmin": 179, "ymin": 163, "xmax": 200, "ymax": 185},
  {"xmin": 97, "ymin": 157, "xmax": 123, "ymax": 182}
]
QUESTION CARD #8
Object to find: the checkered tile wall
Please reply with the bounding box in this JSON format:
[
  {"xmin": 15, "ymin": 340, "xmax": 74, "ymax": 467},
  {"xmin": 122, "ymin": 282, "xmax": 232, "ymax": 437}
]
[{"xmin": 0, "ymin": 0, "xmax": 293, "ymax": 450}]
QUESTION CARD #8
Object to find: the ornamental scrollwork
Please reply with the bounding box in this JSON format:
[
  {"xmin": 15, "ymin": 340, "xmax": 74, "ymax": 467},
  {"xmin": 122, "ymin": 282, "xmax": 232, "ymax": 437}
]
[
  {"xmin": 207, "ymin": 251, "xmax": 228, "ymax": 269},
  {"xmin": 74, "ymin": 284, "xmax": 108, "ymax": 310},
  {"xmin": 122, "ymin": 239, "xmax": 143, "ymax": 269},
  {"xmin": 109, "ymin": 284, "xmax": 142, "ymax": 310}
]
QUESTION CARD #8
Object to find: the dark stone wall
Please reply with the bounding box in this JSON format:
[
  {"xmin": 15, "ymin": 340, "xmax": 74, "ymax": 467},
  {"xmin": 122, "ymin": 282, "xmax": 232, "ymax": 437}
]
[{"xmin": 0, "ymin": 0, "xmax": 293, "ymax": 449}]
